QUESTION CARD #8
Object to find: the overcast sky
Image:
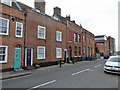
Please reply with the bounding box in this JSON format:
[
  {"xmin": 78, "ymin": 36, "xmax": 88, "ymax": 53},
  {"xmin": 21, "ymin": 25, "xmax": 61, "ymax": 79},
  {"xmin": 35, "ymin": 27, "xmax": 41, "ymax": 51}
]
[{"xmin": 17, "ymin": 0, "xmax": 119, "ymax": 51}]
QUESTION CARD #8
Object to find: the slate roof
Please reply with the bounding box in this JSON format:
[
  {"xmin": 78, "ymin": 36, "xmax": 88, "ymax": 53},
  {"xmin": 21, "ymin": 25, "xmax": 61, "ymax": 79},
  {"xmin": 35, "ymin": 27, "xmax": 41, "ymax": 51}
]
[{"xmin": 12, "ymin": 1, "xmax": 32, "ymax": 11}]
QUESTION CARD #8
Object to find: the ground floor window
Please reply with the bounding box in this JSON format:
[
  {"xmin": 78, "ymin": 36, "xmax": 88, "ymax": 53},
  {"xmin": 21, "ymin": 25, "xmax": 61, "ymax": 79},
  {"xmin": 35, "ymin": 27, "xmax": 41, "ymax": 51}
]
[
  {"xmin": 56, "ymin": 48, "xmax": 62, "ymax": 58},
  {"xmin": 0, "ymin": 46, "xmax": 8, "ymax": 63},
  {"xmin": 37, "ymin": 46, "xmax": 45, "ymax": 59},
  {"xmin": 74, "ymin": 46, "xmax": 77, "ymax": 56},
  {"xmin": 79, "ymin": 47, "xmax": 81, "ymax": 56},
  {"xmin": 83, "ymin": 46, "xmax": 85, "ymax": 54}
]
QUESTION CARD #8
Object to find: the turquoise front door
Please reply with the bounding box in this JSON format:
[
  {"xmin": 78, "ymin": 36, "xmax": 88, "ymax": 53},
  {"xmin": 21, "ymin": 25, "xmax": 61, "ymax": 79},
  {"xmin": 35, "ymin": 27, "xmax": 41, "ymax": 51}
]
[{"xmin": 14, "ymin": 48, "xmax": 21, "ymax": 69}]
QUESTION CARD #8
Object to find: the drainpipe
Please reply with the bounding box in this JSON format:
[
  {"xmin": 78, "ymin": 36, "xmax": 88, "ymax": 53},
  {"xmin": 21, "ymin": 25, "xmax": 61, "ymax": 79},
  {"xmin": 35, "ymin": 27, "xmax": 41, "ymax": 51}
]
[{"xmin": 23, "ymin": 11, "xmax": 27, "ymax": 69}]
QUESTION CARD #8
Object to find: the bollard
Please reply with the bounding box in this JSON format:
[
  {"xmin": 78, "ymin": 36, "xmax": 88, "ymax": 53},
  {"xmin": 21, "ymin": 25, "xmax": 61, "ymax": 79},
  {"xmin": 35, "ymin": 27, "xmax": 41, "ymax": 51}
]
[
  {"xmin": 71, "ymin": 58, "xmax": 74, "ymax": 64},
  {"xmin": 60, "ymin": 60, "xmax": 62, "ymax": 67}
]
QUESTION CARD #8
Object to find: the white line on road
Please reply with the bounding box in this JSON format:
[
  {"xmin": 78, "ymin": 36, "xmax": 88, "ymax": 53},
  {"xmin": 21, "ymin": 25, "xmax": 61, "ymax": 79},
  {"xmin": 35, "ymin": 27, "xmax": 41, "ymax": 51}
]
[
  {"xmin": 28, "ymin": 80, "xmax": 56, "ymax": 90},
  {"xmin": 94, "ymin": 64, "xmax": 102, "ymax": 68},
  {"xmin": 72, "ymin": 68, "xmax": 90, "ymax": 76}
]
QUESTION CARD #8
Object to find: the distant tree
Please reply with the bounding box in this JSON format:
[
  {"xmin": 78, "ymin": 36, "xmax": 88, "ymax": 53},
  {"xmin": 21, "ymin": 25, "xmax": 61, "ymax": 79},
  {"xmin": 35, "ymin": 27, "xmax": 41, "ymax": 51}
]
[{"xmin": 95, "ymin": 43, "xmax": 101, "ymax": 55}]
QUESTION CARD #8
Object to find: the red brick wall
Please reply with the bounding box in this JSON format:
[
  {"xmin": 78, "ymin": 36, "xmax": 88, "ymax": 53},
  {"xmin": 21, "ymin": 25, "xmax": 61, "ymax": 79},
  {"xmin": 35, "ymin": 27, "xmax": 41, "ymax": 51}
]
[
  {"xmin": 108, "ymin": 36, "xmax": 114, "ymax": 55},
  {"xmin": 0, "ymin": 4, "xmax": 25, "ymax": 69},
  {"xmin": 26, "ymin": 9, "xmax": 67, "ymax": 64},
  {"xmin": 67, "ymin": 21, "xmax": 95, "ymax": 58},
  {"xmin": 95, "ymin": 40, "xmax": 109, "ymax": 56}
]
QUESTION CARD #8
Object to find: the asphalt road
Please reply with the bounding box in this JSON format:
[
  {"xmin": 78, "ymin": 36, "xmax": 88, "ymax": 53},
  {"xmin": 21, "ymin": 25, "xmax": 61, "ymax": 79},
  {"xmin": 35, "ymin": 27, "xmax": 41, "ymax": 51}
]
[{"xmin": 2, "ymin": 59, "xmax": 119, "ymax": 89}]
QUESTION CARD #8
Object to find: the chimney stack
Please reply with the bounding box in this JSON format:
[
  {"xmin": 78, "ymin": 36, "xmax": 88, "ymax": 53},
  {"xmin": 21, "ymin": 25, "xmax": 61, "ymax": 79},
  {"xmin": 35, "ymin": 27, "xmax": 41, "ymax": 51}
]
[
  {"xmin": 34, "ymin": 0, "xmax": 46, "ymax": 13},
  {"xmin": 54, "ymin": 7, "xmax": 61, "ymax": 16},
  {"xmin": 66, "ymin": 15, "xmax": 71, "ymax": 20}
]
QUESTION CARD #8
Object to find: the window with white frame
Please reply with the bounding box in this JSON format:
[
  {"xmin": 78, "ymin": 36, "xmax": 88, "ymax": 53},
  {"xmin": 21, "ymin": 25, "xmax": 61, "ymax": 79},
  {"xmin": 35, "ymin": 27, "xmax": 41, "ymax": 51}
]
[
  {"xmin": 83, "ymin": 46, "xmax": 85, "ymax": 54},
  {"xmin": 90, "ymin": 39, "xmax": 92, "ymax": 44},
  {"xmin": 0, "ymin": 17, "xmax": 9, "ymax": 35},
  {"xmin": 56, "ymin": 48, "xmax": 62, "ymax": 58},
  {"xmin": 38, "ymin": 25, "xmax": 46, "ymax": 39},
  {"xmin": 56, "ymin": 31, "xmax": 62, "ymax": 41},
  {"xmin": 1, "ymin": 0, "xmax": 12, "ymax": 6},
  {"xmin": 88, "ymin": 37, "xmax": 89, "ymax": 43},
  {"xmin": 78, "ymin": 34, "xmax": 80, "ymax": 43},
  {"xmin": 0, "ymin": 46, "xmax": 8, "ymax": 63},
  {"xmin": 83, "ymin": 35, "xmax": 85, "ymax": 42},
  {"xmin": 74, "ymin": 33, "xmax": 77, "ymax": 43},
  {"xmin": 37, "ymin": 46, "xmax": 45, "ymax": 59},
  {"xmin": 15, "ymin": 22, "xmax": 23, "ymax": 37}
]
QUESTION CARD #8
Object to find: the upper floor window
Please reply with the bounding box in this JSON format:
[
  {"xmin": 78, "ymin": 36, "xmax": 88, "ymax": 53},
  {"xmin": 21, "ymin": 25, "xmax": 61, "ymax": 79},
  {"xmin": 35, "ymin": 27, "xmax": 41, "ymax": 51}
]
[
  {"xmin": 15, "ymin": 22, "xmax": 23, "ymax": 37},
  {"xmin": 1, "ymin": 0, "xmax": 12, "ymax": 6},
  {"xmin": 88, "ymin": 37, "xmax": 89, "ymax": 43},
  {"xmin": 38, "ymin": 25, "xmax": 46, "ymax": 39},
  {"xmin": 0, "ymin": 46, "xmax": 8, "ymax": 63},
  {"xmin": 37, "ymin": 46, "xmax": 45, "ymax": 59},
  {"xmin": 83, "ymin": 35, "xmax": 85, "ymax": 42},
  {"xmin": 74, "ymin": 33, "xmax": 77, "ymax": 43},
  {"xmin": 56, "ymin": 48, "xmax": 62, "ymax": 58},
  {"xmin": 0, "ymin": 17, "xmax": 9, "ymax": 35},
  {"xmin": 56, "ymin": 31, "xmax": 62, "ymax": 41},
  {"xmin": 78, "ymin": 34, "xmax": 80, "ymax": 43},
  {"xmin": 90, "ymin": 39, "xmax": 92, "ymax": 44}
]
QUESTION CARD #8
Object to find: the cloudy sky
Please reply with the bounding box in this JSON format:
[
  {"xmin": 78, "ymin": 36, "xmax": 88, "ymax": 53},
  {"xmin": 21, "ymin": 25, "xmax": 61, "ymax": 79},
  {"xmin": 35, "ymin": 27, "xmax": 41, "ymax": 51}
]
[{"xmin": 17, "ymin": 0, "xmax": 119, "ymax": 51}]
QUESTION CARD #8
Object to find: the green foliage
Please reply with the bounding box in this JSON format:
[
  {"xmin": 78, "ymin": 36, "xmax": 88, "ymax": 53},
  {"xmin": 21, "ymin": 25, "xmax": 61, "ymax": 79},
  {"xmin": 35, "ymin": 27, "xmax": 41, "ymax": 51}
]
[
  {"xmin": 95, "ymin": 43, "xmax": 101, "ymax": 54},
  {"xmin": 35, "ymin": 61, "xmax": 39, "ymax": 65},
  {"xmin": 74, "ymin": 59, "xmax": 77, "ymax": 62}
]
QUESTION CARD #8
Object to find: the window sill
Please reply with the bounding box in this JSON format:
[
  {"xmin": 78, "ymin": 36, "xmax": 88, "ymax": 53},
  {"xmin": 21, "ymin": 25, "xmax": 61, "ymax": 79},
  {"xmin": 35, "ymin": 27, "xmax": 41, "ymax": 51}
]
[
  {"xmin": 37, "ymin": 38, "xmax": 46, "ymax": 40},
  {"xmin": 74, "ymin": 42, "xmax": 77, "ymax": 44},
  {"xmin": 0, "ymin": 61, "xmax": 7, "ymax": 64},
  {"xmin": 56, "ymin": 57, "xmax": 62, "ymax": 59},
  {"xmin": 15, "ymin": 36, "xmax": 23, "ymax": 38},
  {"xmin": 37, "ymin": 58, "xmax": 46, "ymax": 60},
  {"xmin": 0, "ymin": 33, "xmax": 8, "ymax": 36},
  {"xmin": 74, "ymin": 56, "xmax": 77, "ymax": 57},
  {"xmin": 56, "ymin": 41, "xmax": 62, "ymax": 42}
]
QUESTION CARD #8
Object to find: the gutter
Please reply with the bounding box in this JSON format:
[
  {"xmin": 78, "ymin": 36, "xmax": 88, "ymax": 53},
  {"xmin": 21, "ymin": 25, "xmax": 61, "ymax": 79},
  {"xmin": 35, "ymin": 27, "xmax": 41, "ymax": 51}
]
[{"xmin": 23, "ymin": 11, "xmax": 27, "ymax": 69}]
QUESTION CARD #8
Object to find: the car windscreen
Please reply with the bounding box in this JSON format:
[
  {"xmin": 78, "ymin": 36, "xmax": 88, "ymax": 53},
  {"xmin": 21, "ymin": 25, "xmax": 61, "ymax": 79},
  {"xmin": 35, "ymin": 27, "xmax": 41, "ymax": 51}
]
[{"xmin": 108, "ymin": 57, "xmax": 120, "ymax": 62}]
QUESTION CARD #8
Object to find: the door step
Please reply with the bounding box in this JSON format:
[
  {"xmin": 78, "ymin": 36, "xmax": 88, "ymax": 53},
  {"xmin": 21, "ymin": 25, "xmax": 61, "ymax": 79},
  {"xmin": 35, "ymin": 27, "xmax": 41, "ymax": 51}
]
[
  {"xmin": 25, "ymin": 66, "xmax": 35, "ymax": 70},
  {"xmin": 14, "ymin": 68, "xmax": 24, "ymax": 72}
]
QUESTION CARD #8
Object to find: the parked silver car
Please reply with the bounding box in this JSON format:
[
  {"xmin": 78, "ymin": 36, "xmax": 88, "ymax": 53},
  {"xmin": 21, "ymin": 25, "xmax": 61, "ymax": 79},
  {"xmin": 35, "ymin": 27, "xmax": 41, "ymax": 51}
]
[{"xmin": 104, "ymin": 56, "xmax": 120, "ymax": 74}]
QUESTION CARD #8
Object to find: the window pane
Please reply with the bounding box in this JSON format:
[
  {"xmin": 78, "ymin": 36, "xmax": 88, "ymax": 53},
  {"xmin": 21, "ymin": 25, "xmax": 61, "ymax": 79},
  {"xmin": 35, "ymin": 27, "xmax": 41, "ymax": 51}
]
[
  {"xmin": 38, "ymin": 26, "xmax": 45, "ymax": 39},
  {"xmin": 0, "ymin": 18, "xmax": 8, "ymax": 34},
  {"xmin": 16, "ymin": 22, "xmax": 22, "ymax": 37},
  {"xmin": 2, "ymin": 19, "xmax": 7, "ymax": 26},
  {"xmin": 37, "ymin": 47, "xmax": 45, "ymax": 59},
  {"xmin": 0, "ymin": 47, "xmax": 6, "ymax": 61}
]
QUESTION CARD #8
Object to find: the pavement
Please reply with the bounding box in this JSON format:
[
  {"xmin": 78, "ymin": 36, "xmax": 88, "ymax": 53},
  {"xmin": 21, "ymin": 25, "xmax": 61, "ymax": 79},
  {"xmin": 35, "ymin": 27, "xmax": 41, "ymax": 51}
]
[{"xmin": 0, "ymin": 58, "xmax": 102, "ymax": 81}]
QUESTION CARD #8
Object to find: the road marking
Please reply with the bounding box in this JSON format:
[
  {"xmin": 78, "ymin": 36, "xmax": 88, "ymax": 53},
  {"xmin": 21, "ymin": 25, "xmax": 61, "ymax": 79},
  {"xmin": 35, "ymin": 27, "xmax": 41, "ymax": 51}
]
[
  {"xmin": 28, "ymin": 80, "xmax": 56, "ymax": 89},
  {"xmin": 72, "ymin": 68, "xmax": 90, "ymax": 76},
  {"xmin": 94, "ymin": 64, "xmax": 102, "ymax": 68},
  {"xmin": 89, "ymin": 69, "xmax": 93, "ymax": 71}
]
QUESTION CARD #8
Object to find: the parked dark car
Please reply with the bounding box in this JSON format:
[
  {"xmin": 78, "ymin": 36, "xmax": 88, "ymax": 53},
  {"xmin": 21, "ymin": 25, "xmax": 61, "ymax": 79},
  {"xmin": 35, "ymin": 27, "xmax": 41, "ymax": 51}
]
[{"xmin": 104, "ymin": 55, "xmax": 110, "ymax": 59}]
